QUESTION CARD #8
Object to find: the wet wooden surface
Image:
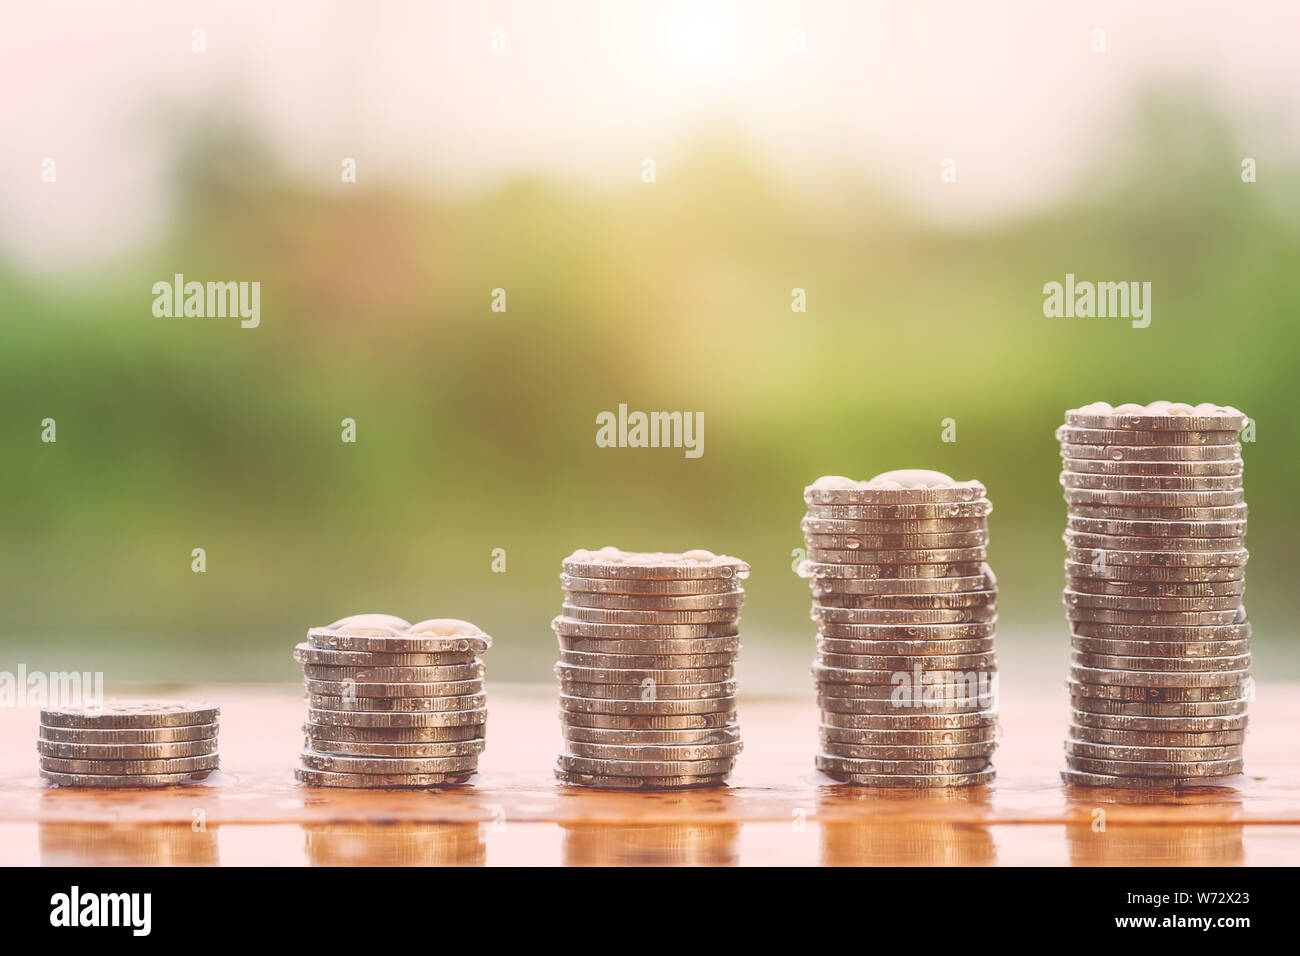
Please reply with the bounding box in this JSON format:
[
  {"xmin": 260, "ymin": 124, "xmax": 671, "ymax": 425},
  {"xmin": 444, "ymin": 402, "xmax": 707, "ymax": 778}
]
[{"xmin": 1, "ymin": 682, "xmax": 1298, "ymax": 865}]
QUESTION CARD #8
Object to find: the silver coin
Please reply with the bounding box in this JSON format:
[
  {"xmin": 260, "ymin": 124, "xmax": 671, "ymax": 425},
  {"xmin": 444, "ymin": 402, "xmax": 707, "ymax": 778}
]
[
  {"xmin": 814, "ymin": 606, "xmax": 996, "ymax": 626},
  {"xmin": 293, "ymin": 767, "xmax": 471, "ymax": 788},
  {"xmin": 1068, "ymin": 695, "xmax": 1249, "ymax": 717},
  {"xmin": 800, "ymin": 517, "xmax": 989, "ymax": 535},
  {"xmin": 556, "ymin": 616, "xmax": 743, "ymax": 639},
  {"xmin": 1064, "ymin": 738, "xmax": 1241, "ymax": 762},
  {"xmin": 560, "ymin": 710, "xmax": 736, "ymax": 730},
  {"xmin": 293, "ymin": 643, "xmax": 478, "ymax": 667},
  {"xmin": 1063, "ymin": 559, "xmax": 1244, "ymax": 582},
  {"xmin": 1062, "ymin": 457, "xmax": 1243, "ymax": 477},
  {"xmin": 301, "ymin": 663, "xmax": 482, "ymax": 683},
  {"xmin": 807, "ymin": 573, "xmax": 992, "ymax": 595},
  {"xmin": 818, "ymin": 725, "xmax": 996, "ymax": 746},
  {"xmin": 559, "ymin": 649, "xmax": 736, "ymax": 669},
  {"xmin": 1067, "ymin": 724, "xmax": 1246, "ymax": 748},
  {"xmin": 804, "ymin": 531, "xmax": 988, "ymax": 551},
  {"xmin": 41, "ymin": 769, "xmax": 214, "ymax": 788},
  {"xmin": 553, "ymin": 768, "xmax": 726, "ymax": 790},
  {"xmin": 1059, "ymin": 769, "xmax": 1239, "ymax": 789},
  {"xmin": 36, "ymin": 739, "xmax": 219, "ymax": 760},
  {"xmin": 803, "ymin": 482, "xmax": 986, "ymax": 505},
  {"xmin": 309, "ymin": 631, "xmax": 490, "ymax": 654},
  {"xmin": 1071, "ymin": 652, "xmax": 1250, "ymax": 673},
  {"xmin": 562, "ymin": 590, "xmax": 745, "ymax": 611},
  {"xmin": 1060, "ymin": 442, "xmax": 1241, "ymax": 461},
  {"xmin": 1063, "ymin": 408, "xmax": 1246, "ymax": 431},
  {"xmin": 1056, "ymin": 426, "xmax": 1240, "ymax": 446},
  {"xmin": 556, "ymin": 754, "xmax": 735, "ymax": 777},
  {"xmin": 561, "ymin": 725, "xmax": 740, "ymax": 746},
  {"xmin": 304, "ymin": 678, "xmax": 483, "ymax": 698},
  {"xmin": 812, "ymin": 590, "xmax": 996, "ymax": 610},
  {"xmin": 814, "ymin": 682, "xmax": 991, "ymax": 704},
  {"xmin": 305, "ymin": 737, "xmax": 486, "ymax": 758},
  {"xmin": 1065, "ymin": 577, "xmax": 1245, "ymax": 598},
  {"xmin": 818, "ymin": 739, "xmax": 996, "ymax": 760},
  {"xmin": 819, "ymin": 768, "xmax": 995, "ymax": 788},
  {"xmin": 301, "ymin": 721, "xmax": 484, "ymax": 743},
  {"xmin": 307, "ymin": 693, "xmax": 486, "ymax": 712},
  {"xmin": 554, "ymin": 663, "xmax": 733, "ymax": 685},
  {"xmin": 306, "ymin": 707, "xmax": 488, "ymax": 728},
  {"xmin": 800, "ymin": 561, "xmax": 986, "ymax": 580},
  {"xmin": 1063, "ymin": 591, "xmax": 1243, "ymax": 613},
  {"xmin": 806, "ymin": 546, "xmax": 988, "ymax": 565},
  {"xmin": 818, "ymin": 652, "xmax": 996, "ymax": 671},
  {"xmin": 1064, "ymin": 754, "xmax": 1243, "ymax": 778},
  {"xmin": 1068, "ymin": 680, "xmax": 1246, "ymax": 702},
  {"xmin": 39, "ymin": 754, "xmax": 220, "ymax": 775},
  {"xmin": 299, "ymin": 751, "xmax": 479, "ymax": 774},
  {"xmin": 818, "ymin": 621, "xmax": 995, "ymax": 640},
  {"xmin": 817, "ymin": 694, "xmax": 992, "ymax": 715},
  {"xmin": 820, "ymin": 709, "xmax": 998, "ymax": 731},
  {"xmin": 1067, "ymin": 503, "xmax": 1247, "ymax": 522},
  {"xmin": 560, "ymin": 574, "xmax": 740, "ymax": 595},
  {"xmin": 561, "ymin": 740, "xmax": 743, "ymax": 761},
  {"xmin": 1070, "ymin": 710, "xmax": 1248, "ymax": 732},
  {"xmin": 558, "ymin": 694, "xmax": 734, "ymax": 716},
  {"xmin": 558, "ymin": 679, "xmax": 736, "ymax": 701},
  {"xmin": 815, "ymin": 752, "xmax": 990, "ymax": 775},
  {"xmin": 556, "ymin": 634, "xmax": 741, "ymax": 655},
  {"xmin": 817, "ymin": 637, "xmax": 996, "ymax": 656},
  {"xmin": 40, "ymin": 702, "xmax": 219, "ymax": 729},
  {"xmin": 813, "ymin": 663, "xmax": 995, "ymax": 686},
  {"xmin": 1065, "ymin": 607, "xmax": 1242, "ymax": 626},
  {"xmin": 1065, "ymin": 488, "xmax": 1244, "ymax": 508},
  {"xmin": 1069, "ymin": 666, "xmax": 1250, "ymax": 689},
  {"xmin": 804, "ymin": 501, "xmax": 992, "ymax": 520},
  {"xmin": 560, "ymin": 604, "xmax": 740, "ymax": 625},
  {"xmin": 36, "ymin": 722, "xmax": 218, "ymax": 744},
  {"xmin": 1069, "ymin": 637, "xmax": 1249, "ymax": 658},
  {"xmin": 1070, "ymin": 621, "xmax": 1251, "ymax": 642},
  {"xmin": 1064, "ymin": 532, "xmax": 1247, "ymax": 553},
  {"xmin": 561, "ymin": 552, "xmax": 749, "ymax": 580},
  {"xmin": 1066, "ymin": 516, "xmax": 1246, "ymax": 537},
  {"xmin": 1061, "ymin": 472, "xmax": 1242, "ymax": 491}
]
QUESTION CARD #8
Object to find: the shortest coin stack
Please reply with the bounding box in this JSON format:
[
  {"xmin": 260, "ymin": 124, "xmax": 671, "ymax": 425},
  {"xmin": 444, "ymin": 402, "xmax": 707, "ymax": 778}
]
[
  {"xmin": 294, "ymin": 613, "xmax": 491, "ymax": 789},
  {"xmin": 39, "ymin": 702, "xmax": 220, "ymax": 788},
  {"xmin": 553, "ymin": 547, "xmax": 749, "ymax": 790}
]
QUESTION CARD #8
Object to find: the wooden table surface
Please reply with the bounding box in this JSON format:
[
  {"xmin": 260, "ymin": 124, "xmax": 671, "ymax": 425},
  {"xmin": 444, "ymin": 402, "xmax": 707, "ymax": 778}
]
[{"xmin": 2, "ymin": 681, "xmax": 1298, "ymax": 866}]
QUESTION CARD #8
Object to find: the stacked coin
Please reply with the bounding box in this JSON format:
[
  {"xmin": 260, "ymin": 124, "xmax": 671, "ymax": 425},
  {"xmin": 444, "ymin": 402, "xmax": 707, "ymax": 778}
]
[
  {"xmin": 553, "ymin": 547, "xmax": 748, "ymax": 790},
  {"xmin": 39, "ymin": 702, "xmax": 220, "ymax": 788},
  {"xmin": 1057, "ymin": 401, "xmax": 1251, "ymax": 788},
  {"xmin": 800, "ymin": 471, "xmax": 999, "ymax": 788},
  {"xmin": 293, "ymin": 613, "xmax": 490, "ymax": 789}
]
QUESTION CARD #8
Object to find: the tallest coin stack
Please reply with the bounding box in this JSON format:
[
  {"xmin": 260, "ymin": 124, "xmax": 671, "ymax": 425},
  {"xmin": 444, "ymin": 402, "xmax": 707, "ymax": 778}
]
[{"xmin": 1058, "ymin": 402, "xmax": 1251, "ymax": 788}]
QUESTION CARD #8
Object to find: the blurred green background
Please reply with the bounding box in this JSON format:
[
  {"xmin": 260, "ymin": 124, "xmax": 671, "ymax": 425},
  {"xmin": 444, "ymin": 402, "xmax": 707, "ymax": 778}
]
[{"xmin": 2, "ymin": 90, "xmax": 1297, "ymax": 687}]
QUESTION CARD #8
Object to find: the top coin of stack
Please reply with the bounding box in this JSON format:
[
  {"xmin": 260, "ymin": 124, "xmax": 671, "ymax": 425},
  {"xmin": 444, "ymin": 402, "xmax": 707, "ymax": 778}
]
[
  {"xmin": 293, "ymin": 613, "xmax": 490, "ymax": 789},
  {"xmin": 553, "ymin": 547, "xmax": 748, "ymax": 790},
  {"xmin": 1057, "ymin": 401, "xmax": 1251, "ymax": 789},
  {"xmin": 800, "ymin": 471, "xmax": 999, "ymax": 788},
  {"xmin": 39, "ymin": 701, "xmax": 220, "ymax": 788}
]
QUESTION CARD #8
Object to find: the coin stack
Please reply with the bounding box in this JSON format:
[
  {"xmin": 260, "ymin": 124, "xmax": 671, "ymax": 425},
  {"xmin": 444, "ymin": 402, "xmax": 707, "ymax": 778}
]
[
  {"xmin": 39, "ymin": 702, "xmax": 220, "ymax": 788},
  {"xmin": 800, "ymin": 471, "xmax": 999, "ymax": 788},
  {"xmin": 553, "ymin": 547, "xmax": 748, "ymax": 790},
  {"xmin": 293, "ymin": 614, "xmax": 490, "ymax": 789},
  {"xmin": 1058, "ymin": 401, "xmax": 1251, "ymax": 788}
]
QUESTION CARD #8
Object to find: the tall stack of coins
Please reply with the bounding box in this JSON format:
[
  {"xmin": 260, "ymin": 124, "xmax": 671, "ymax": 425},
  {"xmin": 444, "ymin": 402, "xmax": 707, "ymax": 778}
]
[
  {"xmin": 39, "ymin": 702, "xmax": 220, "ymax": 788},
  {"xmin": 553, "ymin": 547, "xmax": 748, "ymax": 790},
  {"xmin": 800, "ymin": 471, "xmax": 999, "ymax": 788},
  {"xmin": 1058, "ymin": 401, "xmax": 1251, "ymax": 788},
  {"xmin": 293, "ymin": 614, "xmax": 490, "ymax": 789}
]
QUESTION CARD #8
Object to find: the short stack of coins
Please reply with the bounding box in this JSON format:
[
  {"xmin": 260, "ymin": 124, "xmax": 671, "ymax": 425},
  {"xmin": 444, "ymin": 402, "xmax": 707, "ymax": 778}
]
[
  {"xmin": 553, "ymin": 547, "xmax": 748, "ymax": 790},
  {"xmin": 293, "ymin": 613, "xmax": 490, "ymax": 789},
  {"xmin": 800, "ymin": 471, "xmax": 999, "ymax": 788},
  {"xmin": 1058, "ymin": 401, "xmax": 1251, "ymax": 788},
  {"xmin": 39, "ymin": 702, "xmax": 220, "ymax": 788}
]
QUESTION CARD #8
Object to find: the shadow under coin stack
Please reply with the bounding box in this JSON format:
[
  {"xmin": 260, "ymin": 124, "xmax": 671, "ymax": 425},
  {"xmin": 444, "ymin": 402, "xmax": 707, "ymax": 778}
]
[
  {"xmin": 800, "ymin": 472, "xmax": 999, "ymax": 788},
  {"xmin": 39, "ymin": 702, "xmax": 220, "ymax": 788},
  {"xmin": 1058, "ymin": 401, "xmax": 1251, "ymax": 788},
  {"xmin": 553, "ymin": 547, "xmax": 748, "ymax": 790},
  {"xmin": 294, "ymin": 614, "xmax": 490, "ymax": 789}
]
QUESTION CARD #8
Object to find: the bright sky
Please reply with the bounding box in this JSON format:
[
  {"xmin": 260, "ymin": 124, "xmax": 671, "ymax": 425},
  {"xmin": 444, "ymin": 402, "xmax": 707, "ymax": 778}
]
[{"xmin": 2, "ymin": 0, "xmax": 1298, "ymax": 267}]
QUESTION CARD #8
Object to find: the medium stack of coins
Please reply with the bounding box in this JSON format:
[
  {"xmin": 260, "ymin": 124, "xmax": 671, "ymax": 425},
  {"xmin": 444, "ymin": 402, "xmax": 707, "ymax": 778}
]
[
  {"xmin": 553, "ymin": 547, "xmax": 748, "ymax": 790},
  {"xmin": 1058, "ymin": 401, "xmax": 1251, "ymax": 788},
  {"xmin": 800, "ymin": 471, "xmax": 999, "ymax": 788},
  {"xmin": 39, "ymin": 702, "xmax": 220, "ymax": 788},
  {"xmin": 293, "ymin": 614, "xmax": 490, "ymax": 789}
]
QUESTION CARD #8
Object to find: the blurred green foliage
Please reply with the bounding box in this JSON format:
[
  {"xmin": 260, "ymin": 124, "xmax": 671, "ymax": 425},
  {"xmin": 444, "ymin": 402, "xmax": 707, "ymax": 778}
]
[{"xmin": 3, "ymin": 90, "xmax": 1297, "ymax": 682}]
